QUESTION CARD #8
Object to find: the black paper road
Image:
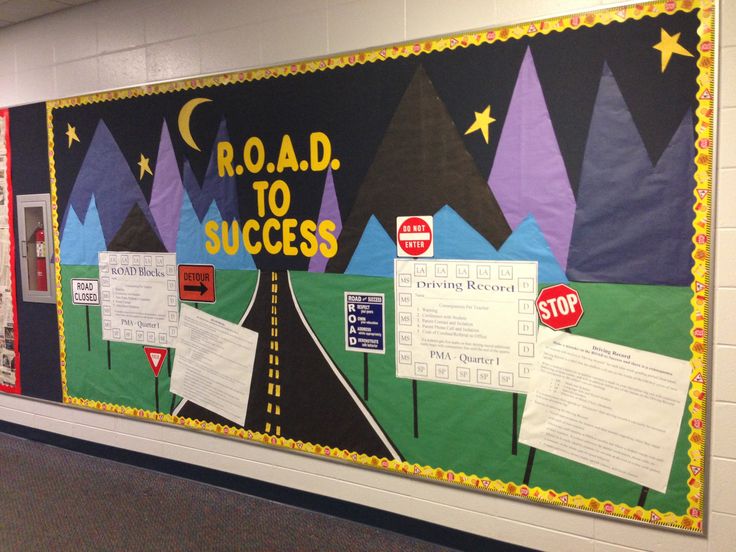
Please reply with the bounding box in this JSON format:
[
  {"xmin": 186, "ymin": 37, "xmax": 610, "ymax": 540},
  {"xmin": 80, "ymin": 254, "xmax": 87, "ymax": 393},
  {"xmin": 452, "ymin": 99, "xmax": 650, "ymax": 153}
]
[{"xmin": 177, "ymin": 271, "xmax": 399, "ymax": 460}]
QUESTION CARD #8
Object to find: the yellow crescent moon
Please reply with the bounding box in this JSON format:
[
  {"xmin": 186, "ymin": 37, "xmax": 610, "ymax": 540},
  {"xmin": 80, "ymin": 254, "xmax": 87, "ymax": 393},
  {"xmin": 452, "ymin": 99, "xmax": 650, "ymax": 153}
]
[{"xmin": 178, "ymin": 98, "xmax": 212, "ymax": 151}]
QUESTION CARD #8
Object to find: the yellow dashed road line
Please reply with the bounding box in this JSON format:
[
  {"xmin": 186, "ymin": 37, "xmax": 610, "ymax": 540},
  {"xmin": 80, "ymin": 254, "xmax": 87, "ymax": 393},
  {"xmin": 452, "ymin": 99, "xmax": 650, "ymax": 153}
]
[{"xmin": 265, "ymin": 272, "xmax": 282, "ymax": 437}]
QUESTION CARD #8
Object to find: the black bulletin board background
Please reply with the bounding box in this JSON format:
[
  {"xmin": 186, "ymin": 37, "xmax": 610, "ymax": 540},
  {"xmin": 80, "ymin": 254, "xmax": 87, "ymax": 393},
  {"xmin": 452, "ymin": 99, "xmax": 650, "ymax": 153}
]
[{"xmin": 10, "ymin": 103, "xmax": 62, "ymax": 402}]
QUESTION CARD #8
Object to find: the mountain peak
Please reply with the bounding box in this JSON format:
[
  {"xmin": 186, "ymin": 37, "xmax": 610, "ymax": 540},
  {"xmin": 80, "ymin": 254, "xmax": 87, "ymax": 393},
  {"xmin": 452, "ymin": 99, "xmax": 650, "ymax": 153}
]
[{"xmin": 327, "ymin": 64, "xmax": 510, "ymax": 273}]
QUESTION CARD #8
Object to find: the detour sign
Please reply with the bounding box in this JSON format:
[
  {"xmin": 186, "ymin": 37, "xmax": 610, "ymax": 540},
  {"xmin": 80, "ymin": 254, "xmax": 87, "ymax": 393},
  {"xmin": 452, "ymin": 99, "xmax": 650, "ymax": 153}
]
[
  {"xmin": 535, "ymin": 284, "xmax": 584, "ymax": 330},
  {"xmin": 178, "ymin": 264, "xmax": 216, "ymax": 303}
]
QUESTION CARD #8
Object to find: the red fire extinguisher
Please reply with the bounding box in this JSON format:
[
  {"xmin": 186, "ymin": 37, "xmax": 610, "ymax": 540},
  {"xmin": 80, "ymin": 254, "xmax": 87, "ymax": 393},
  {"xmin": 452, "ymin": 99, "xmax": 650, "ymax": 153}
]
[{"xmin": 33, "ymin": 224, "xmax": 47, "ymax": 292}]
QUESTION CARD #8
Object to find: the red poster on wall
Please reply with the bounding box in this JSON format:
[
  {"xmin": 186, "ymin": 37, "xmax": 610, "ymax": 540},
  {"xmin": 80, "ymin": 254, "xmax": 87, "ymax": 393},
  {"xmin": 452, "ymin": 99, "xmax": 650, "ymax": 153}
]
[{"xmin": 0, "ymin": 109, "xmax": 21, "ymax": 394}]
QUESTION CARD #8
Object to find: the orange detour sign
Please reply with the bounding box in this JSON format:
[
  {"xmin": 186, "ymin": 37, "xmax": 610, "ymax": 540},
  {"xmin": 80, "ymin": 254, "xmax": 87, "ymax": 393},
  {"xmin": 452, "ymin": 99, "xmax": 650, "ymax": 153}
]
[
  {"xmin": 535, "ymin": 284, "xmax": 584, "ymax": 330},
  {"xmin": 178, "ymin": 264, "xmax": 216, "ymax": 303}
]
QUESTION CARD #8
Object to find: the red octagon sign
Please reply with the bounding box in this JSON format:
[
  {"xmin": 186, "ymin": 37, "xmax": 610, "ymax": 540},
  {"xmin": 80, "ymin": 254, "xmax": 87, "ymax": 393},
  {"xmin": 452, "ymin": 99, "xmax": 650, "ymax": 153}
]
[{"xmin": 536, "ymin": 284, "xmax": 584, "ymax": 330}]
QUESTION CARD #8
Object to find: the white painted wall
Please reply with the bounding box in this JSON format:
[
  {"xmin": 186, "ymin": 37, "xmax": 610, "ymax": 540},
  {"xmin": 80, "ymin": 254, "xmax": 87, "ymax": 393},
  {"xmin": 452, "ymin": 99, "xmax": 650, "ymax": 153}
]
[{"xmin": 0, "ymin": 0, "xmax": 733, "ymax": 549}]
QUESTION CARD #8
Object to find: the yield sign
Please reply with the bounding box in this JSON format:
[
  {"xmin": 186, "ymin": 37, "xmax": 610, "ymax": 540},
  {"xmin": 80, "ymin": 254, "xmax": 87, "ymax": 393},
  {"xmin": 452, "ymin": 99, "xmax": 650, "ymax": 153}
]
[{"xmin": 144, "ymin": 346, "xmax": 168, "ymax": 377}]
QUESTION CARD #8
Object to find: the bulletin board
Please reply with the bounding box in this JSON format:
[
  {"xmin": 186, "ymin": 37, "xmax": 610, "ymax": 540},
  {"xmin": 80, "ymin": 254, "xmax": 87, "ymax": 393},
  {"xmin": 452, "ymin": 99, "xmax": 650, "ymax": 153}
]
[{"xmin": 40, "ymin": 0, "xmax": 715, "ymax": 531}]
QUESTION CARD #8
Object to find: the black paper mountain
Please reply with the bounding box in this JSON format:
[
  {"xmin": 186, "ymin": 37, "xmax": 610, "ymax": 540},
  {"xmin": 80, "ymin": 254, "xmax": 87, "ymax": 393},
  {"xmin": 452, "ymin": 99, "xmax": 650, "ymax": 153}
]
[
  {"xmin": 327, "ymin": 65, "xmax": 510, "ymax": 272},
  {"xmin": 108, "ymin": 204, "xmax": 167, "ymax": 252}
]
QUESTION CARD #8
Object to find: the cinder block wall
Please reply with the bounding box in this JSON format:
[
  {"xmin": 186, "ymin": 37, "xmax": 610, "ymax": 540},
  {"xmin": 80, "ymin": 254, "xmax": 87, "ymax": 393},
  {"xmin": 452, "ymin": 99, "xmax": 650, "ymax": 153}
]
[{"xmin": 0, "ymin": 1, "xmax": 733, "ymax": 549}]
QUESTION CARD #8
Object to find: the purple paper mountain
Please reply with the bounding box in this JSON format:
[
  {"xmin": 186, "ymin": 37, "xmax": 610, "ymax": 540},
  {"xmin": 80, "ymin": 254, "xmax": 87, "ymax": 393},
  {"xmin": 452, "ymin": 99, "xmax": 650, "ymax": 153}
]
[
  {"xmin": 488, "ymin": 47, "xmax": 576, "ymax": 270},
  {"xmin": 182, "ymin": 119, "xmax": 239, "ymax": 223},
  {"xmin": 567, "ymin": 64, "xmax": 695, "ymax": 285},
  {"xmin": 64, "ymin": 119, "xmax": 160, "ymax": 246},
  {"xmin": 308, "ymin": 169, "xmax": 342, "ymax": 272},
  {"xmin": 149, "ymin": 121, "xmax": 183, "ymax": 252}
]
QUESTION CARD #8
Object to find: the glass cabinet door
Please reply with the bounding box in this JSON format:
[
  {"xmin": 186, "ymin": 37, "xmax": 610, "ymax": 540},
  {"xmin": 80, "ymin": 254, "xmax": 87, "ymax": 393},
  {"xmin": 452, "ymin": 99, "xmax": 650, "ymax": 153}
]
[{"xmin": 17, "ymin": 194, "xmax": 55, "ymax": 303}]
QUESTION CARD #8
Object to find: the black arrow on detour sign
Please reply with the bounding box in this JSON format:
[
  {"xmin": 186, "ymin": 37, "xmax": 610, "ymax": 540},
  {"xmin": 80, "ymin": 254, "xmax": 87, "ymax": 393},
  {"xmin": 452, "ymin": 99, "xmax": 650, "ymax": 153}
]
[{"xmin": 183, "ymin": 282, "xmax": 208, "ymax": 295}]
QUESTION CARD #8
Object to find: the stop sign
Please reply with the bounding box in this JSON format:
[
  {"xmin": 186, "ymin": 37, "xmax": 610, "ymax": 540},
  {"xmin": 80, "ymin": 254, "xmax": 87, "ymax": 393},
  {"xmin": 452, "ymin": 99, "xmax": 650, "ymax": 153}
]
[{"xmin": 536, "ymin": 284, "xmax": 584, "ymax": 330}]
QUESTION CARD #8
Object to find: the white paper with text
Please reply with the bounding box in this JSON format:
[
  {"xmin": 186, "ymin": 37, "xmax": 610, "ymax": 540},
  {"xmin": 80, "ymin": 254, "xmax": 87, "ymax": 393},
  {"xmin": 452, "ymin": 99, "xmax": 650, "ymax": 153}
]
[
  {"xmin": 394, "ymin": 259, "xmax": 538, "ymax": 392},
  {"xmin": 171, "ymin": 304, "xmax": 258, "ymax": 426},
  {"xmin": 519, "ymin": 327, "xmax": 690, "ymax": 492}
]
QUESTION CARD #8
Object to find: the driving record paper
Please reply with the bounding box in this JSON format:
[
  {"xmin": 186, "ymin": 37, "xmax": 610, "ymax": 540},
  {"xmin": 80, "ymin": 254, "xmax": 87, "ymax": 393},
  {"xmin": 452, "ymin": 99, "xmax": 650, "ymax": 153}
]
[
  {"xmin": 520, "ymin": 327, "xmax": 691, "ymax": 492},
  {"xmin": 394, "ymin": 259, "xmax": 537, "ymax": 392}
]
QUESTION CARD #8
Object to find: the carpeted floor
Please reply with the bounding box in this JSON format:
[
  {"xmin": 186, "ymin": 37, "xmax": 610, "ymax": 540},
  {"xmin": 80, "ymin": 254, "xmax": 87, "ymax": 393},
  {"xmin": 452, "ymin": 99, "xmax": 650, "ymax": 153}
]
[{"xmin": 0, "ymin": 431, "xmax": 458, "ymax": 551}]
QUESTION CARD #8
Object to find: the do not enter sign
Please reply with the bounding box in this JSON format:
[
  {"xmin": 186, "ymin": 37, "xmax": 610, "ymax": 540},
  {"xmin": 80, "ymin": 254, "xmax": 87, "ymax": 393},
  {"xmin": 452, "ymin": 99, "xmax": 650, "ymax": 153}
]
[
  {"xmin": 536, "ymin": 284, "xmax": 584, "ymax": 330},
  {"xmin": 396, "ymin": 215, "xmax": 434, "ymax": 257}
]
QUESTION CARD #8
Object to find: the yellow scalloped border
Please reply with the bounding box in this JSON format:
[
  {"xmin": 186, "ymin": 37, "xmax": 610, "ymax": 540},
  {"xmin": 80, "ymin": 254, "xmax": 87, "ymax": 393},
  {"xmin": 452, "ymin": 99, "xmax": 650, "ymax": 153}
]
[{"xmin": 46, "ymin": 0, "xmax": 713, "ymax": 533}]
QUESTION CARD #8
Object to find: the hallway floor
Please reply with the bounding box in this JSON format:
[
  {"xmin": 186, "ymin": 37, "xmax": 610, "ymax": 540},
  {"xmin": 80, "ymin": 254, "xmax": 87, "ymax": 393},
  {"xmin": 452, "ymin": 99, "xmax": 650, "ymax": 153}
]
[{"xmin": 0, "ymin": 430, "xmax": 458, "ymax": 551}]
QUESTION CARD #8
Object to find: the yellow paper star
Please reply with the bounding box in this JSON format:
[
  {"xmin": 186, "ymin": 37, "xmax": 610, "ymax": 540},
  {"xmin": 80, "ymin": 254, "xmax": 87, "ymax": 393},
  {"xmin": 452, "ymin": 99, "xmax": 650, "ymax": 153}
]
[
  {"xmin": 464, "ymin": 105, "xmax": 496, "ymax": 144},
  {"xmin": 653, "ymin": 28, "xmax": 693, "ymax": 72},
  {"xmin": 137, "ymin": 154, "xmax": 153, "ymax": 180},
  {"xmin": 65, "ymin": 123, "xmax": 79, "ymax": 148}
]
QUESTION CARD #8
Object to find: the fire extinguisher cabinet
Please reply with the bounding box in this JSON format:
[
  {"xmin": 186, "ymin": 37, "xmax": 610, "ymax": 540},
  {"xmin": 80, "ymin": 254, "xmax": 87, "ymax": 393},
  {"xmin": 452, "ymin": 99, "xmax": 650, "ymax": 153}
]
[{"xmin": 16, "ymin": 193, "xmax": 55, "ymax": 303}]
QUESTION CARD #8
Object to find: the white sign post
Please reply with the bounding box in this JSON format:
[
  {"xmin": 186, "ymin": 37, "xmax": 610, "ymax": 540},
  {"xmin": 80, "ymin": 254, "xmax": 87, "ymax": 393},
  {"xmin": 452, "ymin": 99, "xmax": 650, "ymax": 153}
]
[
  {"xmin": 98, "ymin": 252, "xmax": 179, "ymax": 347},
  {"xmin": 71, "ymin": 278, "xmax": 99, "ymax": 305},
  {"xmin": 345, "ymin": 292, "xmax": 385, "ymax": 400},
  {"xmin": 519, "ymin": 328, "xmax": 691, "ymax": 492},
  {"xmin": 71, "ymin": 278, "xmax": 100, "ymax": 352},
  {"xmin": 394, "ymin": 258, "xmax": 538, "ymax": 444},
  {"xmin": 170, "ymin": 304, "xmax": 258, "ymax": 426},
  {"xmin": 394, "ymin": 259, "xmax": 538, "ymax": 393}
]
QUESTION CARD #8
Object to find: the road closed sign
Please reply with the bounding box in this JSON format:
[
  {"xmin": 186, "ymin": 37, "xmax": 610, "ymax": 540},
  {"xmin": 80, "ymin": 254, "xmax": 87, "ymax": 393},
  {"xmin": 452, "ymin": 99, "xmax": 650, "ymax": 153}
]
[
  {"xmin": 396, "ymin": 215, "xmax": 433, "ymax": 257},
  {"xmin": 536, "ymin": 284, "xmax": 584, "ymax": 330},
  {"xmin": 71, "ymin": 278, "xmax": 99, "ymax": 305}
]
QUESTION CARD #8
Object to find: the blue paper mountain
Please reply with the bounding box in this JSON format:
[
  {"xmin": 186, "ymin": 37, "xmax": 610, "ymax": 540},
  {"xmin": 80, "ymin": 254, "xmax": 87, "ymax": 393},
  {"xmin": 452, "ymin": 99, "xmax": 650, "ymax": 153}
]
[
  {"xmin": 435, "ymin": 205, "xmax": 566, "ymax": 283},
  {"xmin": 62, "ymin": 119, "xmax": 160, "ymax": 246},
  {"xmin": 182, "ymin": 119, "xmax": 239, "ymax": 223},
  {"xmin": 345, "ymin": 215, "xmax": 395, "ymax": 278},
  {"xmin": 567, "ymin": 64, "xmax": 695, "ymax": 285},
  {"xmin": 176, "ymin": 193, "xmax": 255, "ymax": 270},
  {"xmin": 434, "ymin": 205, "xmax": 499, "ymax": 260},
  {"xmin": 346, "ymin": 205, "xmax": 566, "ymax": 282},
  {"xmin": 59, "ymin": 196, "xmax": 106, "ymax": 265},
  {"xmin": 498, "ymin": 215, "xmax": 568, "ymax": 283}
]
